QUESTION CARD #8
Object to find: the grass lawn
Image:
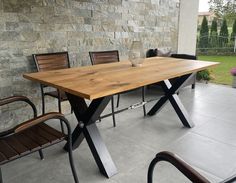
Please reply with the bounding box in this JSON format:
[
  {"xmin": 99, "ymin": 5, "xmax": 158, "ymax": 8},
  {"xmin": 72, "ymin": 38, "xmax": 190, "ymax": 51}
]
[{"xmin": 198, "ymin": 55, "xmax": 236, "ymax": 85}]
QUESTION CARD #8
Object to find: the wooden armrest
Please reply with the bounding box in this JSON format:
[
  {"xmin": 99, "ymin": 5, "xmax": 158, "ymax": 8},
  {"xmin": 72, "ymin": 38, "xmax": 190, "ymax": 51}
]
[
  {"xmin": 147, "ymin": 151, "xmax": 211, "ymax": 183},
  {"xmin": 0, "ymin": 96, "xmax": 37, "ymax": 117},
  {"xmin": 14, "ymin": 112, "xmax": 68, "ymax": 133}
]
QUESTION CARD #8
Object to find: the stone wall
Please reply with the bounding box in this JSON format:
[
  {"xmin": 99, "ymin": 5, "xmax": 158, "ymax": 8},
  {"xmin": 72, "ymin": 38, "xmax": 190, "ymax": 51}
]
[{"xmin": 0, "ymin": 0, "xmax": 180, "ymax": 128}]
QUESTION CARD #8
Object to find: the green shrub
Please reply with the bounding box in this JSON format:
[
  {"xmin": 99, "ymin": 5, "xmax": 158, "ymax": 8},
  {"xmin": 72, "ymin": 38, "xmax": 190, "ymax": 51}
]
[
  {"xmin": 209, "ymin": 19, "xmax": 218, "ymax": 48},
  {"xmin": 219, "ymin": 19, "xmax": 229, "ymax": 47},
  {"xmin": 230, "ymin": 19, "xmax": 236, "ymax": 42},
  {"xmin": 199, "ymin": 16, "xmax": 209, "ymax": 50},
  {"xmin": 197, "ymin": 70, "xmax": 211, "ymax": 81}
]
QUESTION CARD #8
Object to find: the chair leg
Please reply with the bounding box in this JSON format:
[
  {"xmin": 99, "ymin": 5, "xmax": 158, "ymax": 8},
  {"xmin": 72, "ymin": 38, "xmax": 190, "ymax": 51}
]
[
  {"xmin": 70, "ymin": 106, "xmax": 73, "ymax": 114},
  {"xmin": 58, "ymin": 99, "xmax": 65, "ymax": 133},
  {"xmin": 38, "ymin": 149, "xmax": 44, "ymax": 160},
  {"xmin": 67, "ymin": 132, "xmax": 79, "ymax": 183},
  {"xmin": 42, "ymin": 94, "xmax": 45, "ymax": 115},
  {"xmin": 111, "ymin": 96, "xmax": 116, "ymax": 127},
  {"xmin": 142, "ymin": 87, "xmax": 147, "ymax": 116},
  {"xmin": 0, "ymin": 167, "xmax": 3, "ymax": 183},
  {"xmin": 116, "ymin": 94, "xmax": 120, "ymax": 108},
  {"xmin": 192, "ymin": 83, "xmax": 195, "ymax": 89}
]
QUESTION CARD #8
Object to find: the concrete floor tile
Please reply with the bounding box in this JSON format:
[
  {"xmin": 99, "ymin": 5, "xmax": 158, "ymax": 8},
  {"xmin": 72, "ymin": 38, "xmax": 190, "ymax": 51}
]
[
  {"xmin": 192, "ymin": 118, "xmax": 236, "ymax": 147},
  {"xmin": 166, "ymin": 133, "xmax": 236, "ymax": 179}
]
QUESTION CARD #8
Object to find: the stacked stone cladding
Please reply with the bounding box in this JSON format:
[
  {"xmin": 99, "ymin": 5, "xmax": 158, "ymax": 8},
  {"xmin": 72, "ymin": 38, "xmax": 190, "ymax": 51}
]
[{"xmin": 0, "ymin": 0, "xmax": 179, "ymax": 128}]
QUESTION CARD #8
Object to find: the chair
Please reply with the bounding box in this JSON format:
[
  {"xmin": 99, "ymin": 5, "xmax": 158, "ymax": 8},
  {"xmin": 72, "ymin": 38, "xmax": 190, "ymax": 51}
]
[
  {"xmin": 33, "ymin": 52, "xmax": 72, "ymax": 132},
  {"xmin": 147, "ymin": 151, "xmax": 236, "ymax": 183},
  {"xmin": 0, "ymin": 96, "xmax": 79, "ymax": 183},
  {"xmin": 89, "ymin": 50, "xmax": 146, "ymax": 127}
]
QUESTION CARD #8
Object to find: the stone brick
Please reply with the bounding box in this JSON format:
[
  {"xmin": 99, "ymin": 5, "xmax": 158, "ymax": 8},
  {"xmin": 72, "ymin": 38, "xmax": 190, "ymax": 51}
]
[
  {"xmin": 44, "ymin": 15, "xmax": 71, "ymax": 24},
  {"xmin": 3, "ymin": 0, "xmax": 42, "ymax": 13},
  {"xmin": 72, "ymin": 8, "xmax": 92, "ymax": 17},
  {"xmin": 19, "ymin": 31, "xmax": 40, "ymax": 42},
  {"xmin": 0, "ymin": 0, "xmax": 3, "ymax": 12},
  {"xmin": 6, "ymin": 22, "xmax": 19, "ymax": 31},
  {"xmin": 55, "ymin": 23, "xmax": 77, "ymax": 31},
  {"xmin": 31, "ymin": 6, "xmax": 54, "ymax": 15},
  {"xmin": 33, "ymin": 23, "xmax": 55, "ymax": 31},
  {"xmin": 55, "ymin": 0, "xmax": 66, "ymax": 7},
  {"xmin": 0, "ymin": 22, "xmax": 5, "ymax": 31},
  {"xmin": 0, "ymin": 31, "xmax": 19, "ymax": 41},
  {"xmin": 0, "ymin": 13, "xmax": 18, "ymax": 22},
  {"xmin": 42, "ymin": 0, "xmax": 56, "ymax": 7},
  {"xmin": 18, "ymin": 14, "xmax": 42, "ymax": 24},
  {"xmin": 108, "ymin": 0, "xmax": 122, "ymax": 5},
  {"xmin": 84, "ymin": 17, "xmax": 91, "ymax": 24}
]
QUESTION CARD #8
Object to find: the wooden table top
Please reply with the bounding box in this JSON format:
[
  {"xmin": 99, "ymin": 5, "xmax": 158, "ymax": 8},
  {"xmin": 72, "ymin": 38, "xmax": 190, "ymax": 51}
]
[{"xmin": 24, "ymin": 57, "xmax": 219, "ymax": 100}]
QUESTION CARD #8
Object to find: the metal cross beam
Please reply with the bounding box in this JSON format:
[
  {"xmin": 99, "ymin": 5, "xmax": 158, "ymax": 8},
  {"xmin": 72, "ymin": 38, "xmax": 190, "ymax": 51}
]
[{"xmin": 148, "ymin": 73, "xmax": 195, "ymax": 128}]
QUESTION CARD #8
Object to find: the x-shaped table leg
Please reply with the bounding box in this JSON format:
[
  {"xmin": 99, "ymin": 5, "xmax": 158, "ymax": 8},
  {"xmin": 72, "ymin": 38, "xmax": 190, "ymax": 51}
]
[
  {"xmin": 64, "ymin": 93, "xmax": 117, "ymax": 178},
  {"xmin": 148, "ymin": 73, "xmax": 195, "ymax": 128}
]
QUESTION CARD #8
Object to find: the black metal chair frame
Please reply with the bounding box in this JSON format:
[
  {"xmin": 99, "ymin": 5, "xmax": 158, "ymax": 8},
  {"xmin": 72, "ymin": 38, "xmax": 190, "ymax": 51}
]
[
  {"xmin": 148, "ymin": 151, "xmax": 236, "ymax": 183},
  {"xmin": 89, "ymin": 50, "xmax": 146, "ymax": 127},
  {"xmin": 33, "ymin": 52, "xmax": 72, "ymax": 132},
  {"xmin": 0, "ymin": 96, "xmax": 79, "ymax": 183}
]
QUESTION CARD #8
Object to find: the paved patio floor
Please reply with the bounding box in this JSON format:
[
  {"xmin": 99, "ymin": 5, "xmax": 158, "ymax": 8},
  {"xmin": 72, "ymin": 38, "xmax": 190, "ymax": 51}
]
[{"xmin": 3, "ymin": 83, "xmax": 236, "ymax": 183}]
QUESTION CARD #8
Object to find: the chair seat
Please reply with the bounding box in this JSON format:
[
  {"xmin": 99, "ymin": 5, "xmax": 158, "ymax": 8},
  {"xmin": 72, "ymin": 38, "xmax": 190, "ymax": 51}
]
[
  {"xmin": 0, "ymin": 123, "xmax": 66, "ymax": 165},
  {"xmin": 45, "ymin": 90, "xmax": 68, "ymax": 101}
]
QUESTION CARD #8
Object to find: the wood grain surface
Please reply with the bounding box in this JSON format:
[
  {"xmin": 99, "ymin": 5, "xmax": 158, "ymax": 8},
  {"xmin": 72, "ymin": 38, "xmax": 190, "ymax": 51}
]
[{"xmin": 24, "ymin": 57, "xmax": 219, "ymax": 100}]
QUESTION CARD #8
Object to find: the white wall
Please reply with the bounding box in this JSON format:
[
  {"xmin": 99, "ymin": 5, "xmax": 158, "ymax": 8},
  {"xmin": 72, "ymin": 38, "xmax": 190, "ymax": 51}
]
[{"xmin": 177, "ymin": 0, "xmax": 199, "ymax": 55}]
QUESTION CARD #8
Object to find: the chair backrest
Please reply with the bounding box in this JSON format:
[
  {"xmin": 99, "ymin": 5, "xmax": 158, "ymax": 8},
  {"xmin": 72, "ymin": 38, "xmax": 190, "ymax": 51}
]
[
  {"xmin": 33, "ymin": 52, "xmax": 70, "ymax": 72},
  {"xmin": 171, "ymin": 54, "xmax": 197, "ymax": 60},
  {"xmin": 89, "ymin": 50, "xmax": 119, "ymax": 65}
]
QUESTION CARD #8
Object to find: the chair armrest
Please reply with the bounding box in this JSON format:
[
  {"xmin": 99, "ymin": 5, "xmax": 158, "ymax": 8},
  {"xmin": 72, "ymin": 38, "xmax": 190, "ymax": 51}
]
[
  {"xmin": 0, "ymin": 96, "xmax": 37, "ymax": 118},
  {"xmin": 147, "ymin": 151, "xmax": 211, "ymax": 183},
  {"xmin": 14, "ymin": 112, "xmax": 69, "ymax": 134}
]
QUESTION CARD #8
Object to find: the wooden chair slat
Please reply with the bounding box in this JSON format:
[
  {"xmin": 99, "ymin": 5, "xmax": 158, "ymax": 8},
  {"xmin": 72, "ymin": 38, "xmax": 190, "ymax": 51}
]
[
  {"xmin": 23, "ymin": 128, "xmax": 50, "ymax": 147},
  {"xmin": 36, "ymin": 54, "xmax": 68, "ymax": 62},
  {"xmin": 38, "ymin": 62, "xmax": 68, "ymax": 69},
  {"xmin": 31, "ymin": 124, "xmax": 61, "ymax": 143},
  {"xmin": 0, "ymin": 152, "xmax": 8, "ymax": 165},
  {"xmin": 0, "ymin": 140, "xmax": 19, "ymax": 160},
  {"xmin": 37, "ymin": 65, "xmax": 68, "ymax": 72},
  {"xmin": 38, "ymin": 123, "xmax": 65, "ymax": 140},
  {"xmin": 16, "ymin": 133, "xmax": 40, "ymax": 151},
  {"xmin": 3, "ymin": 136, "xmax": 30, "ymax": 155},
  {"xmin": 37, "ymin": 56, "xmax": 68, "ymax": 63}
]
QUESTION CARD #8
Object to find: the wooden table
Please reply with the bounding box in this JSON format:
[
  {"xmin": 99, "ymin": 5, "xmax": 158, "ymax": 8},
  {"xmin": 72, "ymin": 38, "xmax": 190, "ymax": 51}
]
[{"xmin": 24, "ymin": 57, "xmax": 219, "ymax": 178}]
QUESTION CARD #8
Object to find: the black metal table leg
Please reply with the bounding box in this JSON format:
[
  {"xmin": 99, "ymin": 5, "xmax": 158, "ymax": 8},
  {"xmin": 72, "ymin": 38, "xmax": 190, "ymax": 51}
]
[
  {"xmin": 84, "ymin": 123, "xmax": 117, "ymax": 177},
  {"xmin": 147, "ymin": 96, "xmax": 168, "ymax": 116},
  {"xmin": 148, "ymin": 74, "xmax": 195, "ymax": 128},
  {"xmin": 64, "ymin": 93, "xmax": 118, "ymax": 178}
]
